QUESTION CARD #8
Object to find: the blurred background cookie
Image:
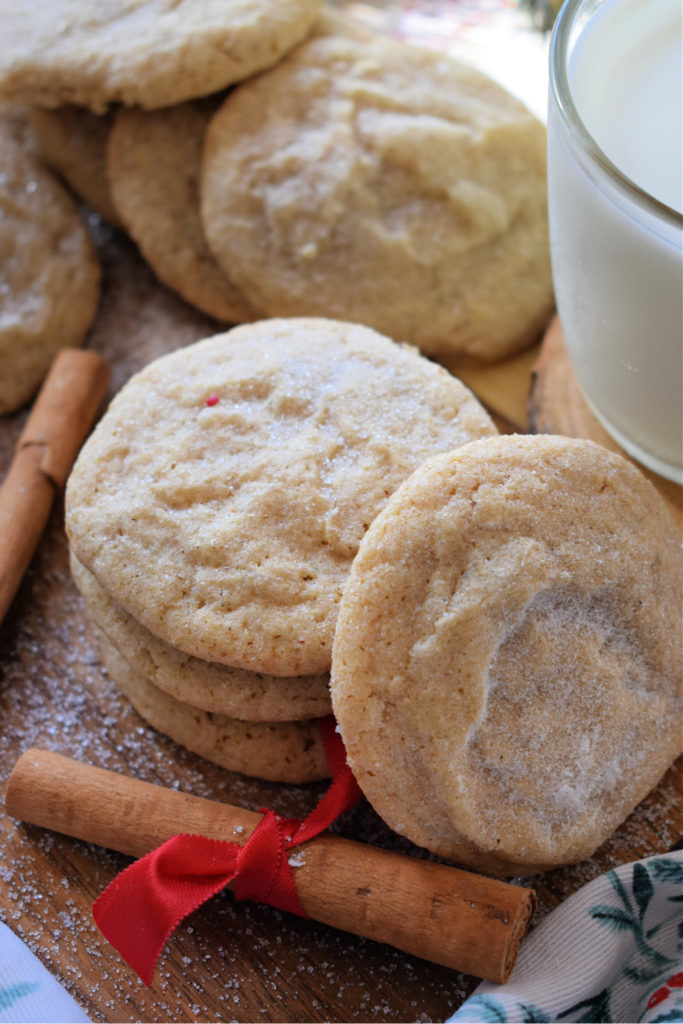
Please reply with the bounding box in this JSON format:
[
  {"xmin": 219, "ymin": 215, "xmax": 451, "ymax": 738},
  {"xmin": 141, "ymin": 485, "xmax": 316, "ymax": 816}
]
[
  {"xmin": 0, "ymin": 0, "xmax": 323, "ymax": 112},
  {"xmin": 107, "ymin": 97, "xmax": 258, "ymax": 323},
  {"xmin": 29, "ymin": 105, "xmax": 121, "ymax": 226},
  {"xmin": 0, "ymin": 117, "xmax": 100, "ymax": 414},
  {"xmin": 201, "ymin": 32, "xmax": 554, "ymax": 363}
]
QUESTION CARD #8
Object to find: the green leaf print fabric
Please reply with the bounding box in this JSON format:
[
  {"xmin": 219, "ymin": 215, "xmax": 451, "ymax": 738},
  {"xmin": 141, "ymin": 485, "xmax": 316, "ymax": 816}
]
[{"xmin": 449, "ymin": 852, "xmax": 683, "ymax": 1023}]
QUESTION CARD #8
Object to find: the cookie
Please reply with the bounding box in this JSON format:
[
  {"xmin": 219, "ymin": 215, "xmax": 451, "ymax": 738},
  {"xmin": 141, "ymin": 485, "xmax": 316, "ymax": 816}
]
[
  {"xmin": 65, "ymin": 317, "xmax": 496, "ymax": 676},
  {"xmin": 201, "ymin": 33, "xmax": 553, "ymax": 363},
  {"xmin": 0, "ymin": 0, "xmax": 322, "ymax": 113},
  {"xmin": 0, "ymin": 102, "xmax": 38, "ymax": 153},
  {"xmin": 97, "ymin": 630, "xmax": 329, "ymax": 783},
  {"xmin": 331, "ymin": 434, "xmax": 682, "ymax": 875},
  {"xmin": 107, "ymin": 98, "xmax": 257, "ymax": 323},
  {"xmin": 0, "ymin": 118, "xmax": 101, "ymax": 415},
  {"xmin": 30, "ymin": 105, "xmax": 121, "ymax": 226},
  {"xmin": 71, "ymin": 553, "xmax": 332, "ymax": 722}
]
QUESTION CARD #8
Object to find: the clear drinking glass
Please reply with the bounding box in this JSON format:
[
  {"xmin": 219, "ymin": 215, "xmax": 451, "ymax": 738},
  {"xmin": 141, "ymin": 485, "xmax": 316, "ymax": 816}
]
[{"xmin": 547, "ymin": 0, "xmax": 683, "ymax": 484}]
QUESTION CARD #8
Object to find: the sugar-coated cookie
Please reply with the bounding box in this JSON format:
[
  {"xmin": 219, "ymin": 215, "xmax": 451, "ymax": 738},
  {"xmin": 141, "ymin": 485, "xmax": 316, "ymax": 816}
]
[
  {"xmin": 0, "ymin": 118, "xmax": 100, "ymax": 414},
  {"xmin": 30, "ymin": 105, "xmax": 121, "ymax": 226},
  {"xmin": 0, "ymin": 0, "xmax": 323, "ymax": 113},
  {"xmin": 65, "ymin": 318, "xmax": 496, "ymax": 676},
  {"xmin": 201, "ymin": 33, "xmax": 553, "ymax": 363},
  {"xmin": 331, "ymin": 434, "xmax": 682, "ymax": 875},
  {"xmin": 72, "ymin": 553, "xmax": 332, "ymax": 722},
  {"xmin": 97, "ymin": 630, "xmax": 329, "ymax": 783},
  {"xmin": 108, "ymin": 98, "xmax": 257, "ymax": 323}
]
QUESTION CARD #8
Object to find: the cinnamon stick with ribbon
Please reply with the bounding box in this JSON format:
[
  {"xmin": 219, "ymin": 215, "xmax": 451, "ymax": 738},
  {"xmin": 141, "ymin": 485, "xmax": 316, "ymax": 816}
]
[
  {"xmin": 6, "ymin": 746, "xmax": 535, "ymax": 984},
  {"xmin": 0, "ymin": 348, "xmax": 110, "ymax": 624}
]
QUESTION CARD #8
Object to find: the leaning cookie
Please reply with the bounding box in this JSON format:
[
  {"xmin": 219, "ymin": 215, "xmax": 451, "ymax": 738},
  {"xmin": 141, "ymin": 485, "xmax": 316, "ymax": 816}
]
[
  {"xmin": 65, "ymin": 318, "xmax": 496, "ymax": 678},
  {"xmin": 0, "ymin": 0, "xmax": 323, "ymax": 113},
  {"xmin": 201, "ymin": 32, "xmax": 553, "ymax": 363},
  {"xmin": 107, "ymin": 98, "xmax": 257, "ymax": 323},
  {"xmin": 30, "ymin": 105, "xmax": 121, "ymax": 226},
  {"xmin": 71, "ymin": 553, "xmax": 332, "ymax": 722},
  {"xmin": 331, "ymin": 434, "xmax": 682, "ymax": 875},
  {"xmin": 0, "ymin": 118, "xmax": 100, "ymax": 414},
  {"xmin": 97, "ymin": 630, "xmax": 329, "ymax": 784}
]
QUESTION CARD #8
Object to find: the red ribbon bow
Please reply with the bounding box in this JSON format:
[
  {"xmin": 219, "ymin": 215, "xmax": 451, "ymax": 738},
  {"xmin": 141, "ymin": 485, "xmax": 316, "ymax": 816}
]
[{"xmin": 92, "ymin": 716, "xmax": 362, "ymax": 985}]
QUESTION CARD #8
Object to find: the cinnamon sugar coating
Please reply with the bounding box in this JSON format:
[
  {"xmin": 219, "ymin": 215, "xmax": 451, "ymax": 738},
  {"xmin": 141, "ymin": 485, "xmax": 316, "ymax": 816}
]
[
  {"xmin": 331, "ymin": 435, "xmax": 682, "ymax": 874},
  {"xmin": 65, "ymin": 318, "xmax": 496, "ymax": 676},
  {"xmin": 97, "ymin": 630, "xmax": 328, "ymax": 784},
  {"xmin": 71, "ymin": 553, "xmax": 332, "ymax": 722}
]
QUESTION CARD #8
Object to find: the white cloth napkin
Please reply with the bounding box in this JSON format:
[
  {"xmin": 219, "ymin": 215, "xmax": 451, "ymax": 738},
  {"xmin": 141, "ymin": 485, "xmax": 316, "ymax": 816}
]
[
  {"xmin": 0, "ymin": 921, "xmax": 90, "ymax": 1023},
  {"xmin": 449, "ymin": 851, "xmax": 683, "ymax": 1023}
]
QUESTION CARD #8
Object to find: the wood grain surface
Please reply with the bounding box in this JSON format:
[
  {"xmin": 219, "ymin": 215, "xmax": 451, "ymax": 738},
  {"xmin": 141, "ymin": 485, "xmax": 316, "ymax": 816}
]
[
  {"xmin": 1, "ymin": 226, "xmax": 681, "ymax": 1024},
  {"xmin": 529, "ymin": 317, "xmax": 682, "ymax": 527}
]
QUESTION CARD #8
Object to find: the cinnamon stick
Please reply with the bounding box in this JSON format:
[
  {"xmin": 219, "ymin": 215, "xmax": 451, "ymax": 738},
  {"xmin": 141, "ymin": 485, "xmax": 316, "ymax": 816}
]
[
  {"xmin": 6, "ymin": 748, "xmax": 535, "ymax": 983},
  {"xmin": 0, "ymin": 349, "xmax": 110, "ymax": 623}
]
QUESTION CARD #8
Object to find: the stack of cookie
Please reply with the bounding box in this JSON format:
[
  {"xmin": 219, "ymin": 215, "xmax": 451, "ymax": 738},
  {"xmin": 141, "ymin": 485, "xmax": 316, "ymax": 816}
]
[
  {"xmin": 70, "ymin": 555, "xmax": 334, "ymax": 784},
  {"xmin": 65, "ymin": 318, "xmax": 497, "ymax": 781},
  {"xmin": 1, "ymin": 1, "xmax": 554, "ymax": 377}
]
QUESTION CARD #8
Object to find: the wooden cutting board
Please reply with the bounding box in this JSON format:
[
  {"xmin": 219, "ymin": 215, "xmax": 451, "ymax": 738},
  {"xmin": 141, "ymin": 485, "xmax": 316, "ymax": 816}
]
[
  {"xmin": 529, "ymin": 317, "xmax": 682, "ymax": 527},
  {"xmin": 0, "ymin": 233, "xmax": 680, "ymax": 1024}
]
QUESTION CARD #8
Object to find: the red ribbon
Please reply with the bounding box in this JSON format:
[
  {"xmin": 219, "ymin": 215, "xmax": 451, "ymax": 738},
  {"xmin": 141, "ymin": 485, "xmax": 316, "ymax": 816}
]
[{"xmin": 92, "ymin": 716, "xmax": 362, "ymax": 985}]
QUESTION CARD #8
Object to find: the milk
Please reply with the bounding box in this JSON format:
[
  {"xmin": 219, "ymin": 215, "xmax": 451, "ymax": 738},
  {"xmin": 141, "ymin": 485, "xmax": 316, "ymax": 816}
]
[
  {"xmin": 570, "ymin": 0, "xmax": 682, "ymax": 214},
  {"xmin": 547, "ymin": 0, "xmax": 683, "ymax": 483}
]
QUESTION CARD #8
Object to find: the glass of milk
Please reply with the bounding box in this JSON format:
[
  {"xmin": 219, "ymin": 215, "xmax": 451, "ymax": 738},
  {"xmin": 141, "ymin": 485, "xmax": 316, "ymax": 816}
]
[{"xmin": 547, "ymin": 0, "xmax": 682, "ymax": 484}]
